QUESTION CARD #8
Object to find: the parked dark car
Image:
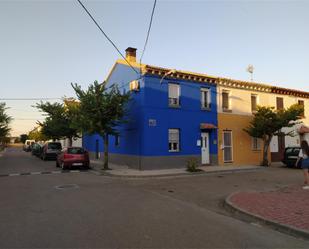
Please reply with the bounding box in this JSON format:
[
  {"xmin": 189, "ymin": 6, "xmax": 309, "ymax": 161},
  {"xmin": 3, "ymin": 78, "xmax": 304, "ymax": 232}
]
[
  {"xmin": 31, "ymin": 143, "xmax": 42, "ymax": 157},
  {"xmin": 56, "ymin": 147, "xmax": 89, "ymax": 170},
  {"xmin": 282, "ymin": 146, "xmax": 301, "ymax": 168},
  {"xmin": 41, "ymin": 142, "xmax": 62, "ymax": 160}
]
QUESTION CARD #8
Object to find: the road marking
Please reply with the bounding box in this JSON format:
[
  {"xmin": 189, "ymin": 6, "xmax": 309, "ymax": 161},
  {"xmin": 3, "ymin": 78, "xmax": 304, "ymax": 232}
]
[
  {"xmin": 31, "ymin": 172, "xmax": 41, "ymax": 175},
  {"xmin": 0, "ymin": 170, "xmax": 89, "ymax": 178},
  {"xmin": 9, "ymin": 173, "xmax": 20, "ymax": 176}
]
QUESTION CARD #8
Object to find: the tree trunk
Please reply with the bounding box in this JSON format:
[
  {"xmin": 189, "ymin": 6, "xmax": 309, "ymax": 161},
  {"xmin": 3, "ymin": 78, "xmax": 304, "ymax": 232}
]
[
  {"xmin": 68, "ymin": 137, "xmax": 73, "ymax": 147},
  {"xmin": 262, "ymin": 137, "xmax": 271, "ymax": 166},
  {"xmin": 103, "ymin": 133, "xmax": 109, "ymax": 170}
]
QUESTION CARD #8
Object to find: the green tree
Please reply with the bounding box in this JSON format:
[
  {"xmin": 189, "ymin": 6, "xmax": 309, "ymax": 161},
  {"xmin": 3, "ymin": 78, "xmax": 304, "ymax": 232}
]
[
  {"xmin": 20, "ymin": 134, "xmax": 28, "ymax": 144},
  {"xmin": 0, "ymin": 103, "xmax": 12, "ymax": 144},
  {"xmin": 35, "ymin": 101, "xmax": 80, "ymax": 145},
  {"xmin": 28, "ymin": 127, "xmax": 48, "ymax": 141},
  {"xmin": 244, "ymin": 104, "xmax": 303, "ymax": 166},
  {"xmin": 72, "ymin": 81, "xmax": 130, "ymax": 170}
]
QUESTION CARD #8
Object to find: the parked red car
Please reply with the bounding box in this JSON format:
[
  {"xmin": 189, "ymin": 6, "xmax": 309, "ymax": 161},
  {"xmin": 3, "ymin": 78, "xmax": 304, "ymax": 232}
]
[{"xmin": 56, "ymin": 147, "xmax": 90, "ymax": 170}]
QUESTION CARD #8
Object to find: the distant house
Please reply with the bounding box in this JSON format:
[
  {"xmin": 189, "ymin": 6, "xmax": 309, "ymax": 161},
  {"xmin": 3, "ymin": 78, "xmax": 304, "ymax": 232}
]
[{"xmin": 83, "ymin": 47, "xmax": 309, "ymax": 169}]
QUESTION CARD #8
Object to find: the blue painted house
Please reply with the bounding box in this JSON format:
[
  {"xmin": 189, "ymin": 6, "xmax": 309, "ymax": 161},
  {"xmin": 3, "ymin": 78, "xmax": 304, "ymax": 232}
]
[{"xmin": 83, "ymin": 47, "xmax": 218, "ymax": 170}]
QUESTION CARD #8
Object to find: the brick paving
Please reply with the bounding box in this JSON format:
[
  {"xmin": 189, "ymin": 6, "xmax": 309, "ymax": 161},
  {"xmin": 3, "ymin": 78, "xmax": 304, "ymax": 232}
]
[{"xmin": 228, "ymin": 185, "xmax": 309, "ymax": 232}]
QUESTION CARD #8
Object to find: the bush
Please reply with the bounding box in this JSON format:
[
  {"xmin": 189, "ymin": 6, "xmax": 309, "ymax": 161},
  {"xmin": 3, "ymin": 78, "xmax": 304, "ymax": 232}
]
[{"xmin": 186, "ymin": 158, "xmax": 202, "ymax": 172}]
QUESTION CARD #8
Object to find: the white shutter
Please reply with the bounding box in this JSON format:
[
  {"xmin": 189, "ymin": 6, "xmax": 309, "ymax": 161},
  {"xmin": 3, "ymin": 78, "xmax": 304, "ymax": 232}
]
[{"xmin": 168, "ymin": 84, "xmax": 179, "ymax": 99}]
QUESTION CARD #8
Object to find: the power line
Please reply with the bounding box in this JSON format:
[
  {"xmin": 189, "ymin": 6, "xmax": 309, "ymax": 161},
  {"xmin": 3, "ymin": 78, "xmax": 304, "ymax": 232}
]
[
  {"xmin": 140, "ymin": 0, "xmax": 157, "ymax": 63},
  {"xmin": 0, "ymin": 98, "xmax": 61, "ymax": 101},
  {"xmin": 76, "ymin": 0, "xmax": 139, "ymax": 75}
]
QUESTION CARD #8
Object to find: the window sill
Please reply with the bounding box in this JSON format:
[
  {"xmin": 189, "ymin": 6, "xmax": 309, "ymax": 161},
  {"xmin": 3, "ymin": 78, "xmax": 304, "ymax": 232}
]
[
  {"xmin": 201, "ymin": 107, "xmax": 211, "ymax": 111},
  {"xmin": 222, "ymin": 109, "xmax": 232, "ymax": 113},
  {"xmin": 169, "ymin": 105, "xmax": 181, "ymax": 109},
  {"xmin": 169, "ymin": 150, "xmax": 180, "ymax": 153},
  {"xmin": 224, "ymin": 161, "xmax": 233, "ymax": 163}
]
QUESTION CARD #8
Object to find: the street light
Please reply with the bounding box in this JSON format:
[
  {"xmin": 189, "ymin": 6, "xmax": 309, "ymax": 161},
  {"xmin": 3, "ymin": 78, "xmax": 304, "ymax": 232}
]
[{"xmin": 160, "ymin": 69, "xmax": 177, "ymax": 84}]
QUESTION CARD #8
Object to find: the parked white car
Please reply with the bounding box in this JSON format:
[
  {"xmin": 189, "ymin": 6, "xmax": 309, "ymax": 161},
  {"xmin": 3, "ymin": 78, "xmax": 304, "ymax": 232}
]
[{"xmin": 23, "ymin": 140, "xmax": 35, "ymax": 152}]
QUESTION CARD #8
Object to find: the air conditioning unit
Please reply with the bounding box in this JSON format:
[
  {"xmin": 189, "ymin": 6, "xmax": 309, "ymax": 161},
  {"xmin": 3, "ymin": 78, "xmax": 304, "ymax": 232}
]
[{"xmin": 129, "ymin": 80, "xmax": 139, "ymax": 91}]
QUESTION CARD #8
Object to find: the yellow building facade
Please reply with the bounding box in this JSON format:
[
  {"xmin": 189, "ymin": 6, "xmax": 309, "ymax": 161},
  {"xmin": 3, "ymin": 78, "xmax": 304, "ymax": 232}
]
[{"xmin": 217, "ymin": 78, "xmax": 309, "ymax": 166}]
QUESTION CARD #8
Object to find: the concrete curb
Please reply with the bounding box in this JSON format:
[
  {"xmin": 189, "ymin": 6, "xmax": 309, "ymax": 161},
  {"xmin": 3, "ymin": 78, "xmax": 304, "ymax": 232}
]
[
  {"xmin": 90, "ymin": 167, "xmax": 264, "ymax": 179},
  {"xmin": 225, "ymin": 192, "xmax": 309, "ymax": 240}
]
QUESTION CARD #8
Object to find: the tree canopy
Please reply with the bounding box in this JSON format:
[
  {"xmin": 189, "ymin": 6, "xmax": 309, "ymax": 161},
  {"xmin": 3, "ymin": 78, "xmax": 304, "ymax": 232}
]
[
  {"xmin": 0, "ymin": 102, "xmax": 12, "ymax": 143},
  {"xmin": 72, "ymin": 80, "xmax": 130, "ymax": 169},
  {"xmin": 35, "ymin": 100, "xmax": 80, "ymax": 145},
  {"xmin": 244, "ymin": 104, "xmax": 304, "ymax": 166}
]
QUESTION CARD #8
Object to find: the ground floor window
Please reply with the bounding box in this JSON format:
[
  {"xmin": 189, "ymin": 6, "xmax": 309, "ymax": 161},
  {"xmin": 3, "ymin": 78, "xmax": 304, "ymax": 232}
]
[
  {"xmin": 223, "ymin": 130, "xmax": 233, "ymax": 162},
  {"xmin": 169, "ymin": 129, "xmax": 180, "ymax": 152},
  {"xmin": 115, "ymin": 135, "xmax": 120, "ymax": 147},
  {"xmin": 252, "ymin": 137, "xmax": 261, "ymax": 151}
]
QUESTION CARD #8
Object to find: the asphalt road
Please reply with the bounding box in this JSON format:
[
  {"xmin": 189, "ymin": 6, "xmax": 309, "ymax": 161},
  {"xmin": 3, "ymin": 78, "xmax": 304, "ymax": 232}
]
[{"xmin": 0, "ymin": 145, "xmax": 308, "ymax": 248}]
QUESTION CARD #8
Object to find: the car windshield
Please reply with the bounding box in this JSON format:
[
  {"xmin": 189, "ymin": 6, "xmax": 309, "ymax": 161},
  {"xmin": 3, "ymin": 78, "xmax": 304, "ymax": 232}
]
[
  {"xmin": 48, "ymin": 143, "xmax": 62, "ymax": 150},
  {"xmin": 67, "ymin": 148, "xmax": 84, "ymax": 154},
  {"xmin": 285, "ymin": 148, "xmax": 293, "ymax": 154}
]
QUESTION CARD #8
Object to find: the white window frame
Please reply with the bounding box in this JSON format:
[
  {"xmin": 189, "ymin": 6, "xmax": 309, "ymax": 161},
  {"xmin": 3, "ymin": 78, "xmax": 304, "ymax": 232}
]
[
  {"xmin": 168, "ymin": 128, "xmax": 180, "ymax": 152},
  {"xmin": 251, "ymin": 137, "xmax": 261, "ymax": 151},
  {"xmin": 223, "ymin": 130, "xmax": 233, "ymax": 163},
  {"xmin": 201, "ymin": 88, "xmax": 211, "ymax": 109},
  {"xmin": 168, "ymin": 83, "xmax": 180, "ymax": 107}
]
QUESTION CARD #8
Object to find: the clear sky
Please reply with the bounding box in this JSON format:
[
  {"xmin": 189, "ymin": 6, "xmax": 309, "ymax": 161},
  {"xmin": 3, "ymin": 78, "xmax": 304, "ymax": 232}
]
[{"xmin": 1, "ymin": 0, "xmax": 308, "ymax": 136}]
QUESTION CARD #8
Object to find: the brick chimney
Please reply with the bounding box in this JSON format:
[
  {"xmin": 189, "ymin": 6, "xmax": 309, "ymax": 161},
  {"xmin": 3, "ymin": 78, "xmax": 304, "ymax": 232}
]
[{"xmin": 125, "ymin": 47, "xmax": 137, "ymax": 63}]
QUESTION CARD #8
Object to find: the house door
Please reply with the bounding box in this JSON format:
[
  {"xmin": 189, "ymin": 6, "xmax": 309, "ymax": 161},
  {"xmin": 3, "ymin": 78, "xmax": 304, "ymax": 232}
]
[
  {"xmin": 271, "ymin": 135, "xmax": 285, "ymax": 162},
  {"xmin": 223, "ymin": 131, "xmax": 233, "ymax": 163},
  {"xmin": 201, "ymin": 133, "xmax": 210, "ymax": 164}
]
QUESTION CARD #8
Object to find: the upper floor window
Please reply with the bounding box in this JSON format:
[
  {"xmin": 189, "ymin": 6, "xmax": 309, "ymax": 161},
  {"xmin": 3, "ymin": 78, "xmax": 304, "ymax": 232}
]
[
  {"xmin": 276, "ymin": 97, "xmax": 284, "ymax": 110},
  {"xmin": 168, "ymin": 83, "xmax": 180, "ymax": 107},
  {"xmin": 251, "ymin": 94, "xmax": 258, "ymax": 113},
  {"xmin": 222, "ymin": 90, "xmax": 231, "ymax": 112},
  {"xmin": 201, "ymin": 88, "xmax": 211, "ymax": 109},
  {"xmin": 168, "ymin": 128, "xmax": 180, "ymax": 152},
  {"xmin": 298, "ymin": 100, "xmax": 305, "ymax": 117}
]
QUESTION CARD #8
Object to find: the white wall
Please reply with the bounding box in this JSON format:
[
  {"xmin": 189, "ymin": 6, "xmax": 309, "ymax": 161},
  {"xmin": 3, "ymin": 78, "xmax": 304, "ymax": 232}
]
[{"xmin": 57, "ymin": 137, "xmax": 82, "ymax": 148}]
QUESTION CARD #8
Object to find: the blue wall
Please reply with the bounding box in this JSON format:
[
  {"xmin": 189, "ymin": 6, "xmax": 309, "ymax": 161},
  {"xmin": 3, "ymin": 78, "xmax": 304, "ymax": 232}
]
[
  {"xmin": 83, "ymin": 63, "xmax": 218, "ymax": 158},
  {"xmin": 140, "ymin": 75, "xmax": 218, "ymax": 156}
]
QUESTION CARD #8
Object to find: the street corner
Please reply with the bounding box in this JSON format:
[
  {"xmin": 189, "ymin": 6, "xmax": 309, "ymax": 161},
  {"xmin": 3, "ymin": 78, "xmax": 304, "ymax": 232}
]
[{"xmin": 225, "ymin": 185, "xmax": 309, "ymax": 239}]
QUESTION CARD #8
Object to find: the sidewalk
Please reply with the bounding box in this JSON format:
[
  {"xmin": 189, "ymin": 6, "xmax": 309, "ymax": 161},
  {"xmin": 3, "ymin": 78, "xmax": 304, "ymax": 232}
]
[
  {"xmin": 226, "ymin": 185, "xmax": 309, "ymax": 239},
  {"xmin": 90, "ymin": 160, "xmax": 262, "ymax": 178}
]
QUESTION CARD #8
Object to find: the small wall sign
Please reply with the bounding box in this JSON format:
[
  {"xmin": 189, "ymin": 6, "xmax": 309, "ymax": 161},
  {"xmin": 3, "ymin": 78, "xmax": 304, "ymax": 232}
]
[{"xmin": 148, "ymin": 119, "xmax": 157, "ymax": 127}]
